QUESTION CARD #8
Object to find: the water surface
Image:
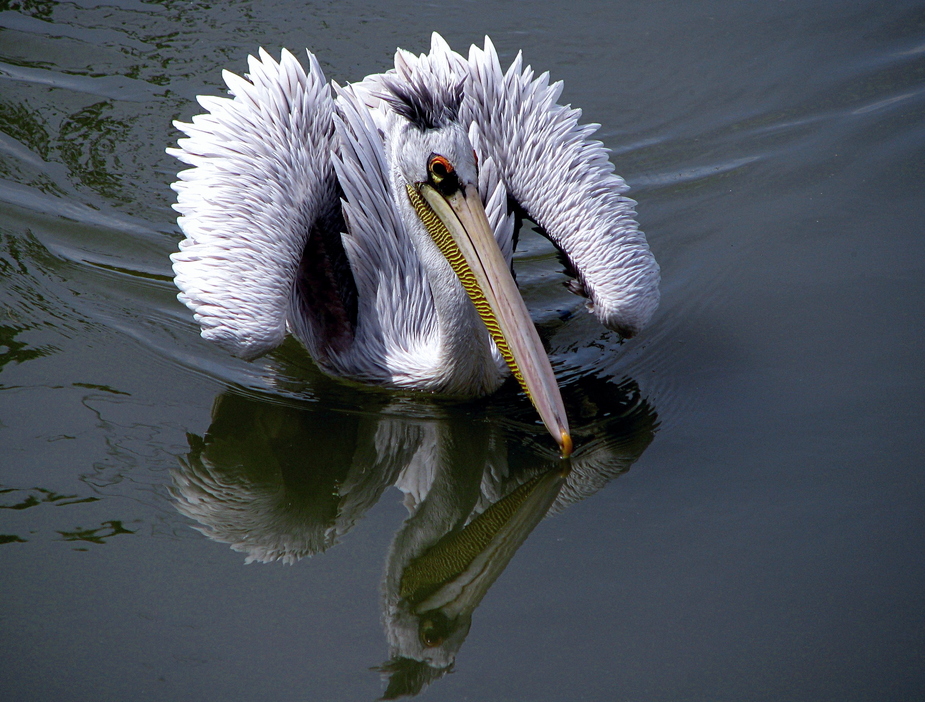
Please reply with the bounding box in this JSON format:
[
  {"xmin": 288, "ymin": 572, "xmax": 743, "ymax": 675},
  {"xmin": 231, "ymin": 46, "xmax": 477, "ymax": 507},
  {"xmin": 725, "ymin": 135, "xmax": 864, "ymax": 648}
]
[{"xmin": 1, "ymin": 1, "xmax": 923, "ymax": 700}]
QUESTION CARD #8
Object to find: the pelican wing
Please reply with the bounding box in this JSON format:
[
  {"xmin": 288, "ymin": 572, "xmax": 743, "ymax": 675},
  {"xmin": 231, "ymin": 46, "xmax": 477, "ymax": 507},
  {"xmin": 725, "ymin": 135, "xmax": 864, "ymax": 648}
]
[
  {"xmin": 170, "ymin": 49, "xmax": 344, "ymax": 359},
  {"xmin": 328, "ymin": 83, "xmax": 441, "ymax": 383},
  {"xmin": 461, "ymin": 37, "xmax": 660, "ymax": 337}
]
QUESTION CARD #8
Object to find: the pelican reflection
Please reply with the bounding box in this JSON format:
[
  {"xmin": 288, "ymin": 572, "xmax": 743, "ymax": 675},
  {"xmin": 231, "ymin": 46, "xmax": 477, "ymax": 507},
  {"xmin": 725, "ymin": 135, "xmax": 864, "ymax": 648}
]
[{"xmin": 171, "ymin": 378, "xmax": 656, "ymax": 697}]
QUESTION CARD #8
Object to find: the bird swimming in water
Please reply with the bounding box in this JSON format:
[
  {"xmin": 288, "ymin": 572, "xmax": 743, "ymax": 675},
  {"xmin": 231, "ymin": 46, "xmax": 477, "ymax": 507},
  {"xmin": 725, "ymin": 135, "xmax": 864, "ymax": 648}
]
[{"xmin": 168, "ymin": 33, "xmax": 659, "ymax": 457}]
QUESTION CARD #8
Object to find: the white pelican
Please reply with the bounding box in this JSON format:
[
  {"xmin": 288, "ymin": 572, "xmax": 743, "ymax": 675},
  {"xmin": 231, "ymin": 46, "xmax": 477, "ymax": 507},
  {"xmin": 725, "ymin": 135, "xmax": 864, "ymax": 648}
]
[{"xmin": 168, "ymin": 33, "xmax": 659, "ymax": 457}]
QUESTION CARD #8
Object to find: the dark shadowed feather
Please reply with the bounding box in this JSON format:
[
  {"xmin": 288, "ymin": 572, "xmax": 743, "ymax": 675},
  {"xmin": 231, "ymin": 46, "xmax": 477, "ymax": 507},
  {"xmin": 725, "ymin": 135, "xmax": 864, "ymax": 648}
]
[{"xmin": 380, "ymin": 75, "xmax": 464, "ymax": 130}]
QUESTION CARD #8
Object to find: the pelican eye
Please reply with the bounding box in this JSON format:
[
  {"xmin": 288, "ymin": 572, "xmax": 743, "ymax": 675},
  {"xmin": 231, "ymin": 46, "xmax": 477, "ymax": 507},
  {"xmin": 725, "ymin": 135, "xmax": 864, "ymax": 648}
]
[
  {"xmin": 418, "ymin": 611, "xmax": 453, "ymax": 648},
  {"xmin": 427, "ymin": 154, "xmax": 453, "ymax": 184},
  {"xmin": 426, "ymin": 154, "xmax": 462, "ymax": 196},
  {"xmin": 420, "ymin": 619, "xmax": 444, "ymax": 647}
]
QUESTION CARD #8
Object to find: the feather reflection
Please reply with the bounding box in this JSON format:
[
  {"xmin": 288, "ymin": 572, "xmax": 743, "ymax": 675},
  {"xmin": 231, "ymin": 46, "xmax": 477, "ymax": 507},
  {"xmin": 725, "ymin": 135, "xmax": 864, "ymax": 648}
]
[{"xmin": 171, "ymin": 378, "xmax": 656, "ymax": 698}]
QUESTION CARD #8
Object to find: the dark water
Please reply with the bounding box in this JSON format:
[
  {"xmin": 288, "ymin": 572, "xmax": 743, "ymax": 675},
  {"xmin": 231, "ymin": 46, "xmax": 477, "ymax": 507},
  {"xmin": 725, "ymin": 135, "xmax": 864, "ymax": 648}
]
[{"xmin": 2, "ymin": 1, "xmax": 924, "ymax": 700}]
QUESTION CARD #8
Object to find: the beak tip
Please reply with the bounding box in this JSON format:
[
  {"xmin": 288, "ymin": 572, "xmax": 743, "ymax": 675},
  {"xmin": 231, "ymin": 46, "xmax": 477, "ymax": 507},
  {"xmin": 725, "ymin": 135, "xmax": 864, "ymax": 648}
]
[{"xmin": 559, "ymin": 431, "xmax": 573, "ymax": 459}]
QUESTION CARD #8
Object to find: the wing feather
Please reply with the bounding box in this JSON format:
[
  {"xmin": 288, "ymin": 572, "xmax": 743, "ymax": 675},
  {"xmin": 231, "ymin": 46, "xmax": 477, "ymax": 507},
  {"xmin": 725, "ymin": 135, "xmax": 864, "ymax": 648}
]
[
  {"xmin": 331, "ymin": 83, "xmax": 437, "ymax": 381},
  {"xmin": 462, "ymin": 37, "xmax": 660, "ymax": 336},
  {"xmin": 169, "ymin": 49, "xmax": 339, "ymax": 359}
]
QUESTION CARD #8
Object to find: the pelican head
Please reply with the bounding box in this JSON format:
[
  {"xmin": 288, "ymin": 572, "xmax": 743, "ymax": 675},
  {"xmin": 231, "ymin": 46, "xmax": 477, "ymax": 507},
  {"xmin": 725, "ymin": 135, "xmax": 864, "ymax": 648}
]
[
  {"xmin": 380, "ymin": 75, "xmax": 573, "ymax": 456},
  {"xmin": 381, "ymin": 74, "xmax": 476, "ymax": 185}
]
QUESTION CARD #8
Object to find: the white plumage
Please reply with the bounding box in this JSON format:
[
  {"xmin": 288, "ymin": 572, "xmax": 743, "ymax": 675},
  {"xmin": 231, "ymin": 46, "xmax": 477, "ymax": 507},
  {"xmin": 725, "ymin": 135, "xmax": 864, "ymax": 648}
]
[{"xmin": 169, "ymin": 33, "xmax": 659, "ymax": 451}]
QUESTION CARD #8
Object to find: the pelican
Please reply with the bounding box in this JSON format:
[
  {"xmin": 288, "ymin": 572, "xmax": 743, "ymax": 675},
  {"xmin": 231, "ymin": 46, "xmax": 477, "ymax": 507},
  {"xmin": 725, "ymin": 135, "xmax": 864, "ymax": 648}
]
[{"xmin": 168, "ymin": 33, "xmax": 659, "ymax": 457}]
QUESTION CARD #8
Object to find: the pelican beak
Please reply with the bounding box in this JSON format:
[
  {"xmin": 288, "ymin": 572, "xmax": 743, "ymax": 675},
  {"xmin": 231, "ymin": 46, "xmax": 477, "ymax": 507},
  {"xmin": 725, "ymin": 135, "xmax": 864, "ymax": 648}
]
[{"xmin": 408, "ymin": 182, "xmax": 572, "ymax": 458}]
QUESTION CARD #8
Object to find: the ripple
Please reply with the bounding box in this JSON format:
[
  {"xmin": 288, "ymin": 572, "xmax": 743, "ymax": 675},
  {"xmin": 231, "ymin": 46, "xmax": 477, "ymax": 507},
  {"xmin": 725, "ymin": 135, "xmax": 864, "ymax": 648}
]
[
  {"xmin": 0, "ymin": 61, "xmax": 158, "ymax": 102},
  {"xmin": 633, "ymin": 155, "xmax": 762, "ymax": 188},
  {"xmin": 0, "ymin": 178, "xmax": 161, "ymax": 238},
  {"xmin": 852, "ymin": 88, "xmax": 924, "ymax": 115},
  {"xmin": 0, "ymin": 8, "xmax": 152, "ymax": 52}
]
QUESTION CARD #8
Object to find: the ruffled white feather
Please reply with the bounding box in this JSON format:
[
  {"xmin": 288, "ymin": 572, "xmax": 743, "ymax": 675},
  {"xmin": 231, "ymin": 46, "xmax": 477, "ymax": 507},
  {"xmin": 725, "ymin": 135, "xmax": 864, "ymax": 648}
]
[
  {"xmin": 170, "ymin": 48, "xmax": 337, "ymax": 359},
  {"xmin": 463, "ymin": 36, "xmax": 660, "ymax": 335}
]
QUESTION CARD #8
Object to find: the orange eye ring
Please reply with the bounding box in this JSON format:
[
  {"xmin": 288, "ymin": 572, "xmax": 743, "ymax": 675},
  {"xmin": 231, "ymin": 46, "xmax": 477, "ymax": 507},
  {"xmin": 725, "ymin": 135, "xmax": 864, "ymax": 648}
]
[{"xmin": 428, "ymin": 154, "xmax": 453, "ymax": 181}]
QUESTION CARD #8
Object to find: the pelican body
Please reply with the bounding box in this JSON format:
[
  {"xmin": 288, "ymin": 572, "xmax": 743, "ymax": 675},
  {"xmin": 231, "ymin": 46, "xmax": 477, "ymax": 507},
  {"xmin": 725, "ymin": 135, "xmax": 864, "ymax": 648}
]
[{"xmin": 169, "ymin": 34, "xmax": 659, "ymax": 455}]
